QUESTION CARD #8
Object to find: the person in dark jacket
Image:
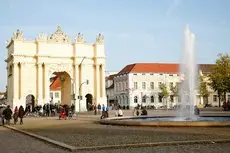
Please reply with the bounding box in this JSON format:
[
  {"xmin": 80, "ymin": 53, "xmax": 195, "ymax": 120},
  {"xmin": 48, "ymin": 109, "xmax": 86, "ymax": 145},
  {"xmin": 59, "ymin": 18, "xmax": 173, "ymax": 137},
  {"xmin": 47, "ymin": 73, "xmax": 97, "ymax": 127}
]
[
  {"xmin": 141, "ymin": 108, "xmax": 148, "ymax": 115},
  {"xmin": 18, "ymin": 106, "xmax": 25, "ymax": 125},
  {"xmin": 3, "ymin": 105, "xmax": 12, "ymax": 125},
  {"xmin": 13, "ymin": 106, "xmax": 19, "ymax": 124}
]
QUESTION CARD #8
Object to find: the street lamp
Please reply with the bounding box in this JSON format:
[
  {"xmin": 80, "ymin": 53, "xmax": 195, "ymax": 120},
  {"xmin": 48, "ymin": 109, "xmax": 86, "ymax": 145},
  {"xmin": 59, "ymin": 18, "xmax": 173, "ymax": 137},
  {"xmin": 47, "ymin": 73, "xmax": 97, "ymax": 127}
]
[{"xmin": 78, "ymin": 79, "xmax": 89, "ymax": 112}]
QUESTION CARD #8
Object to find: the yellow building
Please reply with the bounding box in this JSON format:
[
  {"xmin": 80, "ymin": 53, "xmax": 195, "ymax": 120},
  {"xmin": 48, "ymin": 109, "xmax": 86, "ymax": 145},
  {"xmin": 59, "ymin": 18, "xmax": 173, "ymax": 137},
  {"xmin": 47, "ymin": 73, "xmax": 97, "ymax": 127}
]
[{"xmin": 5, "ymin": 25, "xmax": 107, "ymax": 112}]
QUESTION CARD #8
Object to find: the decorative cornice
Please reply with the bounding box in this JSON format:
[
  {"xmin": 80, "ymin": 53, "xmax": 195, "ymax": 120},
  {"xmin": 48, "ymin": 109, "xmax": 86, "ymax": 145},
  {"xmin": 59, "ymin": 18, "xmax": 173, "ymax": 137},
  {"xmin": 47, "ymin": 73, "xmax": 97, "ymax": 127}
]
[
  {"xmin": 48, "ymin": 25, "xmax": 72, "ymax": 43},
  {"xmin": 95, "ymin": 33, "xmax": 104, "ymax": 44},
  {"xmin": 11, "ymin": 29, "xmax": 24, "ymax": 41},
  {"xmin": 36, "ymin": 33, "xmax": 48, "ymax": 42},
  {"xmin": 75, "ymin": 32, "xmax": 85, "ymax": 43}
]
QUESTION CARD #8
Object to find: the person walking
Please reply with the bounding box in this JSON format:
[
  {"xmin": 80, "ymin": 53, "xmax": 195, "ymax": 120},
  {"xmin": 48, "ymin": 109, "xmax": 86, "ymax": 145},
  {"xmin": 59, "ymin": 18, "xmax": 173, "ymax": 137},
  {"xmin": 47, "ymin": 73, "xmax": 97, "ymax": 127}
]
[
  {"xmin": 13, "ymin": 106, "xmax": 19, "ymax": 124},
  {"xmin": 3, "ymin": 105, "xmax": 12, "ymax": 125},
  {"xmin": 18, "ymin": 106, "xmax": 25, "ymax": 125},
  {"xmin": 0, "ymin": 106, "xmax": 5, "ymax": 125}
]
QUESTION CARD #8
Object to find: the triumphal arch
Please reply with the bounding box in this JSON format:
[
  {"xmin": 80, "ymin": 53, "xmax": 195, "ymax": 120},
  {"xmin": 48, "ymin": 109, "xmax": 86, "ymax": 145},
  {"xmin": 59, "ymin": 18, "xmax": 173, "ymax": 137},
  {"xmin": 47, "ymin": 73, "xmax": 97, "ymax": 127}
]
[{"xmin": 5, "ymin": 25, "xmax": 106, "ymax": 112}]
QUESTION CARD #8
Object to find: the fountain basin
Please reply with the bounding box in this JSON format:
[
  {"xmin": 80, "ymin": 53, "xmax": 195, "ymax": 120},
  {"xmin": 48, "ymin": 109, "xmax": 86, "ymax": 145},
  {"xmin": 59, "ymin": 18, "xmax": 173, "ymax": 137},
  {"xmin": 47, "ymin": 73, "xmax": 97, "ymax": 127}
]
[{"xmin": 100, "ymin": 116, "xmax": 230, "ymax": 127}]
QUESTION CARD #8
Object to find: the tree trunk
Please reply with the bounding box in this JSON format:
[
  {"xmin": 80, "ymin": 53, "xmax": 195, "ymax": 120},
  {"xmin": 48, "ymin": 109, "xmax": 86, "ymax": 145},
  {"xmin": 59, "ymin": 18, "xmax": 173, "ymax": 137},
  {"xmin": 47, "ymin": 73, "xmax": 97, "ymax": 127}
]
[{"xmin": 218, "ymin": 96, "xmax": 221, "ymax": 107}]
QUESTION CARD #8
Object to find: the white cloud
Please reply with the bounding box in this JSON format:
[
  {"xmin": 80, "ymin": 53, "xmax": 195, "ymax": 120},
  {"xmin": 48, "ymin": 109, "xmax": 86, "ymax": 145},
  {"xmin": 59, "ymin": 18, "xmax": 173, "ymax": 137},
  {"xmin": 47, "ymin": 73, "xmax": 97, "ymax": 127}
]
[{"xmin": 166, "ymin": 0, "xmax": 182, "ymax": 17}]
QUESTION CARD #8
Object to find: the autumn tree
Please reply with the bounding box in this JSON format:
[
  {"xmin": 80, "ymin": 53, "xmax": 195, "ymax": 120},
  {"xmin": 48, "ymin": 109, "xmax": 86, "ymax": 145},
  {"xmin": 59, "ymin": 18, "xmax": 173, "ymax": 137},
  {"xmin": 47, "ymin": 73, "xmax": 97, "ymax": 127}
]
[
  {"xmin": 170, "ymin": 83, "xmax": 180, "ymax": 103},
  {"xmin": 209, "ymin": 53, "xmax": 230, "ymax": 107},
  {"xmin": 199, "ymin": 75, "xmax": 210, "ymax": 105},
  {"xmin": 159, "ymin": 83, "xmax": 169, "ymax": 108}
]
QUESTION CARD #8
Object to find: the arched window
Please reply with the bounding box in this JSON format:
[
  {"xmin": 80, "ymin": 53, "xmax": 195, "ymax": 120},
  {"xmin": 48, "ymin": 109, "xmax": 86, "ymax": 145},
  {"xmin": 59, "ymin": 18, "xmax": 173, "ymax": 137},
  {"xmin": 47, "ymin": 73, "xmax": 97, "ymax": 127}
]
[
  {"xmin": 134, "ymin": 96, "xmax": 138, "ymax": 103},
  {"xmin": 151, "ymin": 96, "xmax": 154, "ymax": 103},
  {"xmin": 142, "ymin": 96, "xmax": 146, "ymax": 103}
]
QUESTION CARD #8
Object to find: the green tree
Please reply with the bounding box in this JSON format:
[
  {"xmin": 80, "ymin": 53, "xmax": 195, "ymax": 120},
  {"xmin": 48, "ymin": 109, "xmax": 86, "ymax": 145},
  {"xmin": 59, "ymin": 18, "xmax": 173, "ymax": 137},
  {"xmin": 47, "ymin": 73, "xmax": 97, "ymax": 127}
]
[
  {"xmin": 208, "ymin": 53, "xmax": 230, "ymax": 107},
  {"xmin": 170, "ymin": 83, "xmax": 180, "ymax": 103},
  {"xmin": 159, "ymin": 83, "xmax": 169, "ymax": 108},
  {"xmin": 199, "ymin": 75, "xmax": 210, "ymax": 105}
]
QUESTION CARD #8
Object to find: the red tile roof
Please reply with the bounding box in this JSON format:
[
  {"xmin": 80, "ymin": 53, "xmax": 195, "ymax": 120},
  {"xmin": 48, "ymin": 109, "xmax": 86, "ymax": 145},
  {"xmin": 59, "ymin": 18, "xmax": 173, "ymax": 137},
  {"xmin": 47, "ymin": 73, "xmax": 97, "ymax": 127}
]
[
  {"xmin": 106, "ymin": 74, "xmax": 117, "ymax": 80},
  {"xmin": 118, "ymin": 63, "xmax": 214, "ymax": 74},
  {"xmin": 50, "ymin": 76, "xmax": 61, "ymax": 91}
]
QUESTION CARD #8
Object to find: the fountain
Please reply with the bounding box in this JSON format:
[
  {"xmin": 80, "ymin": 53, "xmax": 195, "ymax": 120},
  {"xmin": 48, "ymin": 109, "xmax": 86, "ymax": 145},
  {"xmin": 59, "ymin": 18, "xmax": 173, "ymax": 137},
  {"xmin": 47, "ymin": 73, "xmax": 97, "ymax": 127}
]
[
  {"xmin": 100, "ymin": 25, "xmax": 230, "ymax": 127},
  {"xmin": 178, "ymin": 24, "xmax": 197, "ymax": 120}
]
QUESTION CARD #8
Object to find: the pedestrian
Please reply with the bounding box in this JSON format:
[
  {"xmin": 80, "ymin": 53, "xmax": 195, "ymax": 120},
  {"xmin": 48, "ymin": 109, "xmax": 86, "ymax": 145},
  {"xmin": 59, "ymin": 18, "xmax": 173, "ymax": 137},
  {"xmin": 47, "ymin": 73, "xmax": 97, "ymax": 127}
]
[
  {"xmin": 3, "ymin": 105, "xmax": 12, "ymax": 125},
  {"xmin": 18, "ymin": 106, "xmax": 25, "ymax": 125},
  {"xmin": 97, "ymin": 104, "xmax": 101, "ymax": 115},
  {"xmin": 0, "ymin": 106, "xmax": 5, "ymax": 125},
  {"xmin": 13, "ymin": 106, "xmax": 19, "ymax": 124}
]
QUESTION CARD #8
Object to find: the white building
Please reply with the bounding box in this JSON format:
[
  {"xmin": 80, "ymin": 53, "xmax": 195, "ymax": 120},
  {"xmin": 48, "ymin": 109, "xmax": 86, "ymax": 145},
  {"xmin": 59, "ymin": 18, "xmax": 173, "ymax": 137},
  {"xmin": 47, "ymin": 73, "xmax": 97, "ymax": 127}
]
[
  {"xmin": 112, "ymin": 63, "xmax": 229, "ymax": 109},
  {"xmin": 105, "ymin": 74, "xmax": 117, "ymax": 106},
  {"xmin": 49, "ymin": 76, "xmax": 61, "ymax": 104}
]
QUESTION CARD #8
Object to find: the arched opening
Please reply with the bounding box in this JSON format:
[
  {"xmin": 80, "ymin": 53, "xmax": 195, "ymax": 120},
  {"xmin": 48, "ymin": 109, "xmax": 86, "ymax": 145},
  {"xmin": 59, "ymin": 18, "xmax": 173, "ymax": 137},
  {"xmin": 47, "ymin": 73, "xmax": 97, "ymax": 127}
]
[
  {"xmin": 85, "ymin": 93, "xmax": 93, "ymax": 111},
  {"xmin": 26, "ymin": 94, "xmax": 35, "ymax": 112},
  {"xmin": 50, "ymin": 72, "xmax": 71, "ymax": 106}
]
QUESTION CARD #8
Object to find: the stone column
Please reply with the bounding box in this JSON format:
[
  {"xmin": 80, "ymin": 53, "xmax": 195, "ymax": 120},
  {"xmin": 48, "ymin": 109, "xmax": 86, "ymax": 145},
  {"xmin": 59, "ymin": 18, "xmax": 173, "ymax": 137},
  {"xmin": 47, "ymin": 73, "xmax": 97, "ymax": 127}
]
[
  {"xmin": 19, "ymin": 63, "xmax": 25, "ymax": 99},
  {"xmin": 37, "ymin": 63, "xmax": 43, "ymax": 106},
  {"xmin": 95, "ymin": 64, "xmax": 100, "ymax": 103},
  {"xmin": 100, "ymin": 64, "xmax": 105, "ymax": 98},
  {"xmin": 13, "ymin": 63, "xmax": 19, "ymax": 100},
  {"xmin": 73, "ymin": 64, "xmax": 79, "ymax": 112},
  {"xmin": 44, "ymin": 64, "xmax": 50, "ymax": 103}
]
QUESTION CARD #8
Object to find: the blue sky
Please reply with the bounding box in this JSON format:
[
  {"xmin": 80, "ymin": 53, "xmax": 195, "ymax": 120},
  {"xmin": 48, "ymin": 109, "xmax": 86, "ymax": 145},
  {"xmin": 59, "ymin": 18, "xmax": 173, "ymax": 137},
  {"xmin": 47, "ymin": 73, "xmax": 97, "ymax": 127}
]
[{"xmin": 0, "ymin": 0, "xmax": 230, "ymax": 91}]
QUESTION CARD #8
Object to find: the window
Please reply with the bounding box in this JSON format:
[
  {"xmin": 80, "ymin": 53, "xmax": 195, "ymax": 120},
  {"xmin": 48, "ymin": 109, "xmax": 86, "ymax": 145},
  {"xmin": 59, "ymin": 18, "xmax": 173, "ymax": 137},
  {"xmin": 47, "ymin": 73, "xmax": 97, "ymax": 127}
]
[
  {"xmin": 55, "ymin": 92, "xmax": 59, "ymax": 98},
  {"xmin": 170, "ymin": 82, "xmax": 173, "ymax": 90},
  {"xmin": 213, "ymin": 95, "xmax": 217, "ymax": 102},
  {"xmin": 158, "ymin": 94, "xmax": 163, "ymax": 103},
  {"xmin": 150, "ymin": 73, "xmax": 154, "ymax": 75},
  {"xmin": 169, "ymin": 74, "xmax": 173, "ymax": 76},
  {"xmin": 170, "ymin": 95, "xmax": 174, "ymax": 102},
  {"xmin": 133, "ymin": 73, "xmax": 137, "ymax": 75},
  {"xmin": 142, "ymin": 73, "xmax": 145, "ymax": 75},
  {"xmin": 142, "ymin": 82, "xmax": 146, "ymax": 89},
  {"xmin": 158, "ymin": 82, "xmax": 162, "ymax": 88},
  {"xmin": 134, "ymin": 82, "xmax": 138, "ymax": 89},
  {"xmin": 142, "ymin": 96, "xmax": 146, "ymax": 103},
  {"xmin": 160, "ymin": 73, "xmax": 163, "ymax": 75},
  {"xmin": 134, "ymin": 96, "xmax": 138, "ymax": 103},
  {"xmin": 176, "ymin": 82, "xmax": 180, "ymax": 88},
  {"xmin": 150, "ymin": 82, "xmax": 154, "ymax": 89},
  {"xmin": 50, "ymin": 92, "xmax": 53, "ymax": 99},
  {"xmin": 151, "ymin": 96, "xmax": 154, "ymax": 103}
]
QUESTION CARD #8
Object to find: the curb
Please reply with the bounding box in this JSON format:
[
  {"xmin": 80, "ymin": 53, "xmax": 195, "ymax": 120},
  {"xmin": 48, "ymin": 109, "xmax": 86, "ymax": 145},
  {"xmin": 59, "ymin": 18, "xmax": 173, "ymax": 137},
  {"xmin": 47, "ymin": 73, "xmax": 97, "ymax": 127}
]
[
  {"xmin": 3, "ymin": 125, "xmax": 230, "ymax": 151},
  {"xmin": 4, "ymin": 125, "xmax": 76, "ymax": 152},
  {"xmin": 73, "ymin": 139, "xmax": 230, "ymax": 151}
]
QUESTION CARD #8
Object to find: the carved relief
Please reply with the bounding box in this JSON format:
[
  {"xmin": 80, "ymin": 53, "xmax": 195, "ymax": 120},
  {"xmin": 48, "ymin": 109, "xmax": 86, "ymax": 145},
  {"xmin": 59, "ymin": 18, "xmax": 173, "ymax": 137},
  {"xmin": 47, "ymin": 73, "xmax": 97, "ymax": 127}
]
[
  {"xmin": 75, "ymin": 32, "xmax": 85, "ymax": 43},
  {"xmin": 48, "ymin": 25, "xmax": 72, "ymax": 43},
  {"xmin": 47, "ymin": 63, "xmax": 73, "ymax": 78},
  {"xmin": 36, "ymin": 33, "xmax": 48, "ymax": 41},
  {"xmin": 96, "ymin": 33, "xmax": 104, "ymax": 44},
  {"xmin": 12, "ymin": 29, "xmax": 24, "ymax": 41}
]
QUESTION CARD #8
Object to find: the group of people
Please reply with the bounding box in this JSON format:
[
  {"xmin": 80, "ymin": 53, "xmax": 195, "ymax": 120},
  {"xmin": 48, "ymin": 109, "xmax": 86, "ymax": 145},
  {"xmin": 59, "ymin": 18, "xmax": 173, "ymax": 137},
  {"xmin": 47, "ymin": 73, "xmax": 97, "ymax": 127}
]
[
  {"xmin": 133, "ymin": 105, "xmax": 148, "ymax": 116},
  {"xmin": 1, "ymin": 105, "xmax": 25, "ymax": 125},
  {"xmin": 223, "ymin": 100, "xmax": 230, "ymax": 111}
]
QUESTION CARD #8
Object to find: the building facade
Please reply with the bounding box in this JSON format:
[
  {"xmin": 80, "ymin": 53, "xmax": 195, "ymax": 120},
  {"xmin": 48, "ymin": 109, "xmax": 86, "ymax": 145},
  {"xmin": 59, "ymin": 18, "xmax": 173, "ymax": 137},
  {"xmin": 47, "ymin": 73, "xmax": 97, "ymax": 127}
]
[
  {"xmin": 5, "ymin": 25, "xmax": 107, "ymax": 112},
  {"xmin": 112, "ymin": 63, "xmax": 229, "ymax": 109},
  {"xmin": 50, "ymin": 76, "xmax": 61, "ymax": 104}
]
